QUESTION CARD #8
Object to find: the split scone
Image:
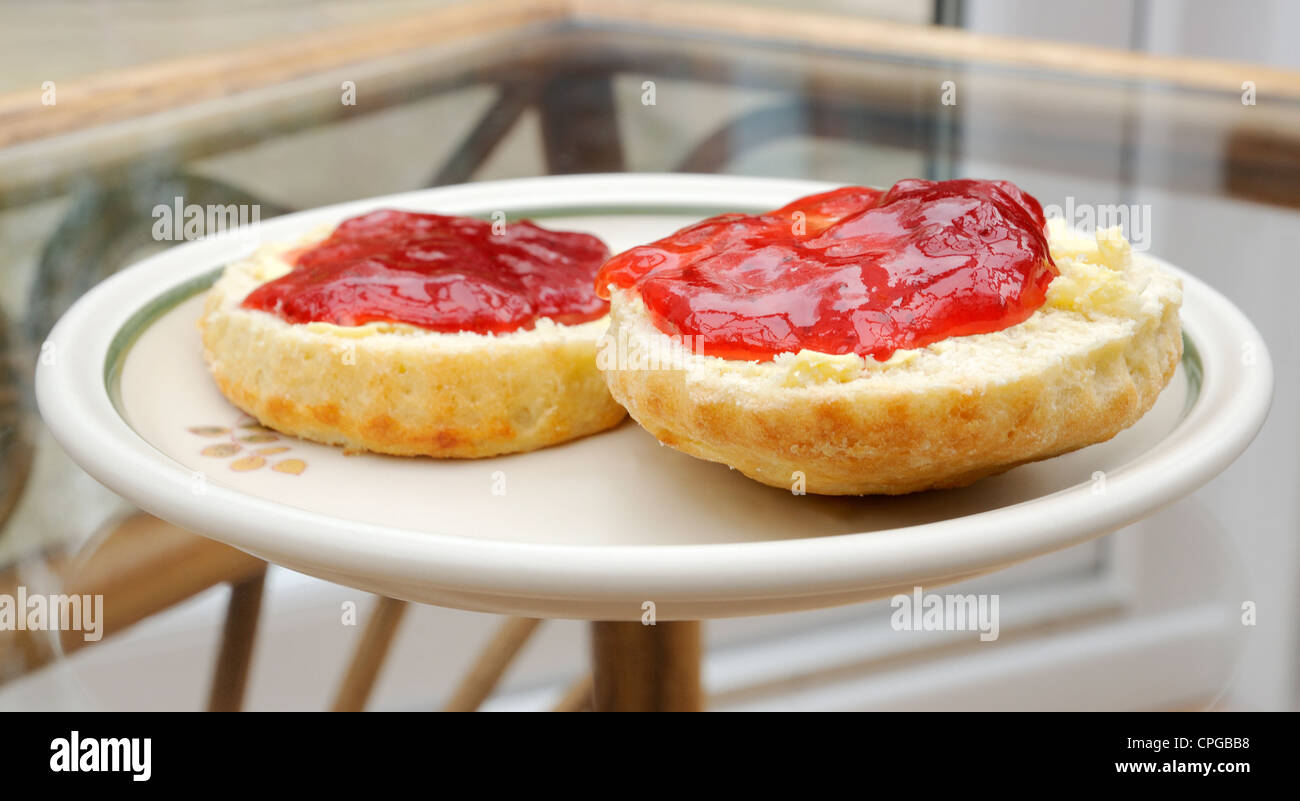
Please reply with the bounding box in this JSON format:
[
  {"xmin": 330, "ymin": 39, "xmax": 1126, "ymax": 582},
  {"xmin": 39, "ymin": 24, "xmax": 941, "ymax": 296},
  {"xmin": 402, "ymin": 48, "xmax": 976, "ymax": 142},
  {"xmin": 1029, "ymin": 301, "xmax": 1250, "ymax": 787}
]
[
  {"xmin": 200, "ymin": 210, "xmax": 626, "ymax": 458},
  {"xmin": 596, "ymin": 179, "xmax": 1183, "ymax": 495}
]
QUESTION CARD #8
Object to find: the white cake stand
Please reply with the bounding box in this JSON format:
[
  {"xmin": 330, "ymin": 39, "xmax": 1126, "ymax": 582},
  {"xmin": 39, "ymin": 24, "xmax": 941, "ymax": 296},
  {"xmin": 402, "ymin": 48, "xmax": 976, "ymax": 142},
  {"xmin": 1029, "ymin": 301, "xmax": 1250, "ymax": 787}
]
[{"xmin": 35, "ymin": 174, "xmax": 1273, "ymax": 709}]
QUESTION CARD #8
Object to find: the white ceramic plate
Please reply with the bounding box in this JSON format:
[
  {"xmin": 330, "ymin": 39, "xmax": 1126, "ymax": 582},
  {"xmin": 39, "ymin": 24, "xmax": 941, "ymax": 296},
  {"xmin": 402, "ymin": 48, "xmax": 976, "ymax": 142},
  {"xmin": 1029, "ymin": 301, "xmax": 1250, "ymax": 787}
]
[{"xmin": 36, "ymin": 174, "xmax": 1273, "ymax": 620}]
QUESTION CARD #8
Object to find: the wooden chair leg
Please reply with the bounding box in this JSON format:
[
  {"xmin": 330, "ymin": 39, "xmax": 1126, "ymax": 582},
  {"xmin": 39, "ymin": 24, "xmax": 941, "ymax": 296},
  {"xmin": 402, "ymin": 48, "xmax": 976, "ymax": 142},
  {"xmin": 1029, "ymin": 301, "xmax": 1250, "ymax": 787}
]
[
  {"xmin": 442, "ymin": 617, "xmax": 541, "ymax": 712},
  {"xmin": 537, "ymin": 71, "xmax": 625, "ymax": 174},
  {"xmin": 591, "ymin": 621, "xmax": 703, "ymax": 712},
  {"xmin": 207, "ymin": 566, "xmax": 267, "ymax": 712},
  {"xmin": 331, "ymin": 595, "xmax": 409, "ymax": 712},
  {"xmin": 428, "ymin": 81, "xmax": 534, "ymax": 186},
  {"xmin": 551, "ymin": 673, "xmax": 593, "ymax": 712},
  {"xmin": 0, "ymin": 512, "xmax": 268, "ymax": 689}
]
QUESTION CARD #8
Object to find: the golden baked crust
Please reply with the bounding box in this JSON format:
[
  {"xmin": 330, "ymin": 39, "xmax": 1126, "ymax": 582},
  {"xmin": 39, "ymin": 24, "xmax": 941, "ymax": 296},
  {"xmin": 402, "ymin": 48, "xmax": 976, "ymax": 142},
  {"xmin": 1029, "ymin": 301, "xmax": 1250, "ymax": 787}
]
[
  {"xmin": 199, "ymin": 237, "xmax": 625, "ymax": 458},
  {"xmin": 599, "ymin": 223, "xmax": 1183, "ymax": 494}
]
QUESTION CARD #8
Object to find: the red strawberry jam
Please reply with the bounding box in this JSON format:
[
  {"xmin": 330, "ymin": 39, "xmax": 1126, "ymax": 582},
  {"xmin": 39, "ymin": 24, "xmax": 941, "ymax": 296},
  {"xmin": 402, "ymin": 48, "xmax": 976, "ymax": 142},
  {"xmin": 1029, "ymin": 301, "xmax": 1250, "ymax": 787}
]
[
  {"xmin": 242, "ymin": 210, "xmax": 610, "ymax": 334},
  {"xmin": 597, "ymin": 179, "xmax": 1057, "ymax": 362}
]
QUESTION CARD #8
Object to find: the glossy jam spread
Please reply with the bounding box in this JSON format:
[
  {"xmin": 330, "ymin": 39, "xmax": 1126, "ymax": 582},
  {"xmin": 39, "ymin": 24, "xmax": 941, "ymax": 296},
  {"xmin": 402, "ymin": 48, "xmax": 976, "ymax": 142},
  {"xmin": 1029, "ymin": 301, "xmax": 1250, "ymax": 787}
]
[
  {"xmin": 242, "ymin": 210, "xmax": 610, "ymax": 334},
  {"xmin": 597, "ymin": 179, "xmax": 1057, "ymax": 361}
]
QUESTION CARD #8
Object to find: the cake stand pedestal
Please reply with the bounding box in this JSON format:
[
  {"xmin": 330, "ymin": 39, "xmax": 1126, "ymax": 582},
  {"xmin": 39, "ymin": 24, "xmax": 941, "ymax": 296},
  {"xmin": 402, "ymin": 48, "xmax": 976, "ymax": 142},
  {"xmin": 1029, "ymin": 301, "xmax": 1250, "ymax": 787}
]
[{"xmin": 591, "ymin": 621, "xmax": 703, "ymax": 712}]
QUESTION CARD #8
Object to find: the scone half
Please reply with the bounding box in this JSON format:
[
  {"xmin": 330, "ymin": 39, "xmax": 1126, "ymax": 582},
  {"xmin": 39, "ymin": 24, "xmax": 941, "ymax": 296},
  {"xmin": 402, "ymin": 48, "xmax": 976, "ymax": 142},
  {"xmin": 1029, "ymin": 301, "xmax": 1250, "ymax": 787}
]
[
  {"xmin": 200, "ymin": 236, "xmax": 626, "ymax": 458},
  {"xmin": 599, "ymin": 222, "xmax": 1182, "ymax": 495}
]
